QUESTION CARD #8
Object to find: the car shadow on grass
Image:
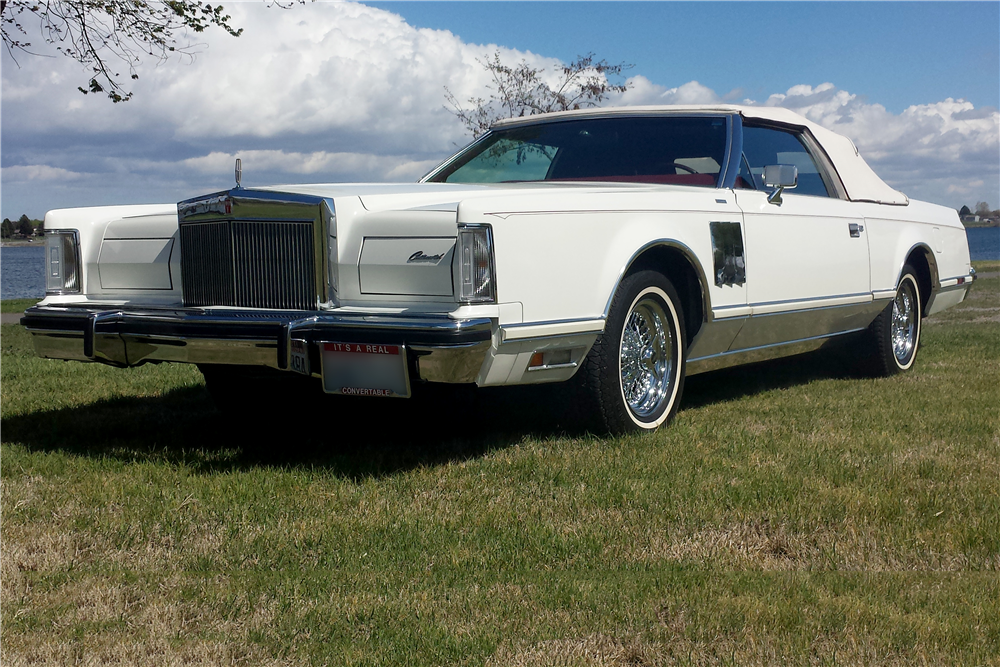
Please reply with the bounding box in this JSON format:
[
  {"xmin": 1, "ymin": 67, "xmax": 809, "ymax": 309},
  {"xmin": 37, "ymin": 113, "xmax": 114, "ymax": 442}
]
[
  {"xmin": 681, "ymin": 347, "xmax": 858, "ymax": 410},
  {"xmin": 0, "ymin": 381, "xmax": 587, "ymax": 477},
  {"xmin": 2, "ymin": 348, "xmax": 859, "ymax": 477}
]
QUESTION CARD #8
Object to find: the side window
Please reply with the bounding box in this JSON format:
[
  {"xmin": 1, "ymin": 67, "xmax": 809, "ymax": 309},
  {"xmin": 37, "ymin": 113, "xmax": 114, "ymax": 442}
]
[{"xmin": 741, "ymin": 125, "xmax": 835, "ymax": 198}]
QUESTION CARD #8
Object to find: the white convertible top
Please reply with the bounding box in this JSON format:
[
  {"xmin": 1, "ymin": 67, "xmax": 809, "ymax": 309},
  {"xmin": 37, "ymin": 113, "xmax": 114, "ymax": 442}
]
[{"xmin": 494, "ymin": 104, "xmax": 909, "ymax": 206}]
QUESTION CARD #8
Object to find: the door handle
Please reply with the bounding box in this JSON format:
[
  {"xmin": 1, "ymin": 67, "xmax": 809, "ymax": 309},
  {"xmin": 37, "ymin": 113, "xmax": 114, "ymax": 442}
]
[{"xmin": 849, "ymin": 223, "xmax": 864, "ymax": 238}]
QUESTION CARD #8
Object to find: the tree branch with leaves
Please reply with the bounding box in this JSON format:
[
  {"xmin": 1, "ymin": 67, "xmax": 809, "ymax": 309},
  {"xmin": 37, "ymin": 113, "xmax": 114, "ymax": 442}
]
[
  {"xmin": 446, "ymin": 51, "xmax": 632, "ymax": 138},
  {"xmin": 2, "ymin": 0, "xmax": 245, "ymax": 102}
]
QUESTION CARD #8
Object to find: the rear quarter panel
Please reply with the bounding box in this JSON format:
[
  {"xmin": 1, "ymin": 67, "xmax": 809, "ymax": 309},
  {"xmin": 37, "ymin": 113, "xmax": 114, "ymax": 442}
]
[{"xmin": 865, "ymin": 200, "xmax": 971, "ymax": 293}]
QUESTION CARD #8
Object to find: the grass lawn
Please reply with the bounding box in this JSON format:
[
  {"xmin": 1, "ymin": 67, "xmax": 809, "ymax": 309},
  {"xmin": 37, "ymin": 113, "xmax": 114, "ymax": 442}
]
[{"xmin": 2, "ymin": 262, "xmax": 998, "ymax": 666}]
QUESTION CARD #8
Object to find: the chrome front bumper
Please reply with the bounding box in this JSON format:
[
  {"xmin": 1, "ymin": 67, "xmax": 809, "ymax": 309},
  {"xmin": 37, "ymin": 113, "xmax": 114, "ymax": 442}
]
[{"xmin": 21, "ymin": 305, "xmax": 494, "ymax": 384}]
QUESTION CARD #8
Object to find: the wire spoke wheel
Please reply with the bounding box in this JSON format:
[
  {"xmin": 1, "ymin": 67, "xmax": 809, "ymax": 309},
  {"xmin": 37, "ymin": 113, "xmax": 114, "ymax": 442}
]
[
  {"xmin": 571, "ymin": 270, "xmax": 687, "ymax": 433},
  {"xmin": 618, "ymin": 291, "xmax": 677, "ymax": 420},
  {"xmin": 891, "ymin": 279, "xmax": 917, "ymax": 364},
  {"xmin": 859, "ymin": 265, "xmax": 922, "ymax": 376}
]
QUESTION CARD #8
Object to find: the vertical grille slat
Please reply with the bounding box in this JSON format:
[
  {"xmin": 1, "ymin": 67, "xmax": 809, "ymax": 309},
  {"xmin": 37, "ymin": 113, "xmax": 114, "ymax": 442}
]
[{"xmin": 180, "ymin": 219, "xmax": 316, "ymax": 310}]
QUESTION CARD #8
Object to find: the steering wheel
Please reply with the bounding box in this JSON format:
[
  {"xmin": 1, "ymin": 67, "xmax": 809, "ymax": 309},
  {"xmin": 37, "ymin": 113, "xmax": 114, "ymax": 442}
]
[{"xmin": 663, "ymin": 162, "xmax": 697, "ymax": 174}]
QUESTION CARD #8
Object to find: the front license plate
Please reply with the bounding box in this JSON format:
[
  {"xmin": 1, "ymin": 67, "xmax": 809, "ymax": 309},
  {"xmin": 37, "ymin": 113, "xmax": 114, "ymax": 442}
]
[
  {"xmin": 320, "ymin": 342, "xmax": 410, "ymax": 398},
  {"xmin": 289, "ymin": 339, "xmax": 310, "ymax": 376}
]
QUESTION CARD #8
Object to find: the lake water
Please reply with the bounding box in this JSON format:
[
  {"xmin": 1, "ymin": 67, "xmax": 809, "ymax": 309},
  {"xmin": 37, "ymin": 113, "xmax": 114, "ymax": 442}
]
[
  {"xmin": 967, "ymin": 226, "xmax": 999, "ymax": 262},
  {"xmin": 2, "ymin": 227, "xmax": 997, "ymax": 301},
  {"xmin": 1, "ymin": 245, "xmax": 45, "ymax": 300}
]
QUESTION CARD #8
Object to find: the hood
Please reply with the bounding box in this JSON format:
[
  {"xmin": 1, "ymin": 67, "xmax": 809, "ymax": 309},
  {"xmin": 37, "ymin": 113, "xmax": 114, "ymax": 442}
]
[{"xmin": 251, "ymin": 180, "xmax": 696, "ymax": 214}]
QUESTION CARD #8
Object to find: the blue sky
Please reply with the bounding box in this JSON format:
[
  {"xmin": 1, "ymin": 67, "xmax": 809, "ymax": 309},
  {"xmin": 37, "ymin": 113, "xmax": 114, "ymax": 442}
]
[
  {"xmin": 2, "ymin": 1, "xmax": 998, "ymax": 220},
  {"xmin": 372, "ymin": 1, "xmax": 999, "ymax": 112}
]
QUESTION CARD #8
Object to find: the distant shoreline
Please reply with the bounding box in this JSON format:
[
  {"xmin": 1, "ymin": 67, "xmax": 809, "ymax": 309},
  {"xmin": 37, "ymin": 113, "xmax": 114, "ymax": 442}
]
[{"xmin": 1, "ymin": 240, "xmax": 42, "ymax": 247}]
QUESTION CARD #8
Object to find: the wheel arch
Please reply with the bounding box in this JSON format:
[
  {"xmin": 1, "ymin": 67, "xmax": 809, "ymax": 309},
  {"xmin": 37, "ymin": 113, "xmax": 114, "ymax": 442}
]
[
  {"xmin": 604, "ymin": 240, "xmax": 711, "ymax": 346},
  {"xmin": 900, "ymin": 243, "xmax": 937, "ymax": 317}
]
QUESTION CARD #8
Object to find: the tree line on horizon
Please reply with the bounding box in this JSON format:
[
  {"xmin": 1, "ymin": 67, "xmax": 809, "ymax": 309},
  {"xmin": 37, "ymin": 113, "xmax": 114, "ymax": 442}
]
[
  {"xmin": 1, "ymin": 214, "xmax": 43, "ymax": 239},
  {"xmin": 958, "ymin": 203, "xmax": 1000, "ymax": 226}
]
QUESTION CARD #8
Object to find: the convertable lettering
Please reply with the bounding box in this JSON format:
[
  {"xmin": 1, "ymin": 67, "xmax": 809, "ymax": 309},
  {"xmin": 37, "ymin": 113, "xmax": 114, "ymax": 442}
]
[{"xmin": 341, "ymin": 387, "xmax": 394, "ymax": 396}]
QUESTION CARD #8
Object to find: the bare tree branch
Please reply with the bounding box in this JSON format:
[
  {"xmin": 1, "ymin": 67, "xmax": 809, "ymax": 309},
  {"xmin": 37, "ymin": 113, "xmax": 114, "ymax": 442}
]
[
  {"xmin": 1, "ymin": 0, "xmax": 251, "ymax": 102},
  {"xmin": 446, "ymin": 50, "xmax": 632, "ymax": 138}
]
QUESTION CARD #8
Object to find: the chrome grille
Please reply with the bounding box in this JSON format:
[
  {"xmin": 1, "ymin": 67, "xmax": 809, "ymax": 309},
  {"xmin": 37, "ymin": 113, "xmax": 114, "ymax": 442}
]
[{"xmin": 180, "ymin": 220, "xmax": 316, "ymax": 310}]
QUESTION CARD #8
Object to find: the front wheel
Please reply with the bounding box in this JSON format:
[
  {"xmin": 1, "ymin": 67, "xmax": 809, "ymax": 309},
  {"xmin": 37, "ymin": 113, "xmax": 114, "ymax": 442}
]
[{"xmin": 572, "ymin": 270, "xmax": 686, "ymax": 433}]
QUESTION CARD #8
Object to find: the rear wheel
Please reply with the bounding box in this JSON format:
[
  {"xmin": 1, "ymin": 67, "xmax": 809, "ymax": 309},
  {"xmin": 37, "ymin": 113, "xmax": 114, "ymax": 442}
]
[
  {"xmin": 573, "ymin": 270, "xmax": 686, "ymax": 433},
  {"xmin": 859, "ymin": 265, "xmax": 922, "ymax": 376}
]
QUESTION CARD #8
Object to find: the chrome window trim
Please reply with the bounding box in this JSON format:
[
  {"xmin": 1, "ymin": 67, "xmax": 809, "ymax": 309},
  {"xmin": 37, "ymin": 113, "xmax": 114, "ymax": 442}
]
[
  {"xmin": 426, "ymin": 113, "xmax": 735, "ymax": 186},
  {"xmin": 719, "ymin": 114, "xmax": 742, "ymax": 189},
  {"xmin": 420, "ymin": 132, "xmax": 497, "ymax": 183},
  {"xmin": 738, "ymin": 119, "xmax": 849, "ymax": 200}
]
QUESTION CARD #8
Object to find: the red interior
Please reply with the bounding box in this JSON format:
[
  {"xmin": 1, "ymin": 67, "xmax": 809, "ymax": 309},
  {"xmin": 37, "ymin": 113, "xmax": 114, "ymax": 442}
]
[{"xmin": 547, "ymin": 174, "xmax": 719, "ymax": 186}]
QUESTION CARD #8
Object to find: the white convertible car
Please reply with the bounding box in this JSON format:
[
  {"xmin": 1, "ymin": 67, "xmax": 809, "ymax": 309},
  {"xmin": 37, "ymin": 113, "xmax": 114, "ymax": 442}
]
[{"xmin": 24, "ymin": 105, "xmax": 975, "ymax": 432}]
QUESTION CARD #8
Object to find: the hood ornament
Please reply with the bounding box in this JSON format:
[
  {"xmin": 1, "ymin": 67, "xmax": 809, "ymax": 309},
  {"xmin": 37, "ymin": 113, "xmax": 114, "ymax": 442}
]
[{"xmin": 235, "ymin": 158, "xmax": 242, "ymax": 189}]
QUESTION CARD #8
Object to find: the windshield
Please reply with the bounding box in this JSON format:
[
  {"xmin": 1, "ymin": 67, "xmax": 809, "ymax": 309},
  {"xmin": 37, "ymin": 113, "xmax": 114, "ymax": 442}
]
[{"xmin": 428, "ymin": 116, "xmax": 728, "ymax": 187}]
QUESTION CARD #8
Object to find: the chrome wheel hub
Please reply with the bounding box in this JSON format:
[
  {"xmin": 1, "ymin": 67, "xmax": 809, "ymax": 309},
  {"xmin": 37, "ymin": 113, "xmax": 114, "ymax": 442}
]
[
  {"xmin": 891, "ymin": 280, "xmax": 917, "ymax": 364},
  {"xmin": 620, "ymin": 296, "xmax": 675, "ymax": 418}
]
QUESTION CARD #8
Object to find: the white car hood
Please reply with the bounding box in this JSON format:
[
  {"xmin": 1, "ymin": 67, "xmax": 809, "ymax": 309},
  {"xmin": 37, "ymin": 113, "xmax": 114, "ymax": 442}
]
[{"xmin": 252, "ymin": 181, "xmax": 704, "ymax": 213}]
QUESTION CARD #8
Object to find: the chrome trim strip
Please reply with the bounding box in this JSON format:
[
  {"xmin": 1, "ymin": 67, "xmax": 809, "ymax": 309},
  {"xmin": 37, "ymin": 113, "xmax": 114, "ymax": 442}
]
[
  {"xmin": 688, "ymin": 327, "xmax": 865, "ymax": 375},
  {"xmin": 493, "ymin": 108, "xmax": 734, "ymax": 130},
  {"xmin": 502, "ymin": 316, "xmax": 604, "ymax": 329},
  {"xmin": 603, "ymin": 238, "xmax": 713, "ymax": 322},
  {"xmin": 501, "ymin": 318, "xmax": 605, "ymax": 341},
  {"xmin": 731, "ymin": 299, "xmax": 885, "ymax": 352},
  {"xmin": 719, "ymin": 114, "xmax": 741, "ymax": 189},
  {"xmin": 872, "ymin": 289, "xmax": 897, "ymax": 301},
  {"xmin": 526, "ymin": 361, "xmax": 579, "ymax": 372},
  {"xmin": 938, "ymin": 273, "xmax": 976, "ymax": 287},
  {"xmin": 712, "ymin": 305, "xmax": 752, "ymax": 320},
  {"xmin": 420, "ymin": 132, "xmax": 496, "ymax": 183},
  {"xmin": 24, "ymin": 305, "xmax": 494, "ymax": 370},
  {"xmin": 748, "ymin": 291, "xmax": 872, "ymax": 311},
  {"xmin": 28, "ymin": 305, "xmax": 493, "ymax": 333},
  {"xmin": 936, "ymin": 281, "xmax": 971, "ymax": 293}
]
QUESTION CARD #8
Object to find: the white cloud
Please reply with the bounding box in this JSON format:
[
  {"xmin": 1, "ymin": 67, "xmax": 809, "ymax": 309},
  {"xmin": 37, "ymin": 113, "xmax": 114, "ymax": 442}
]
[
  {"xmin": 618, "ymin": 76, "xmax": 720, "ymax": 106},
  {"xmin": 611, "ymin": 78, "xmax": 998, "ymax": 206},
  {"xmin": 180, "ymin": 150, "xmax": 438, "ymax": 181},
  {"xmin": 2, "ymin": 165, "xmax": 83, "ymax": 182},
  {"xmin": 754, "ymin": 83, "xmax": 1000, "ymax": 207},
  {"xmin": 2, "ymin": 2, "xmax": 997, "ymax": 216}
]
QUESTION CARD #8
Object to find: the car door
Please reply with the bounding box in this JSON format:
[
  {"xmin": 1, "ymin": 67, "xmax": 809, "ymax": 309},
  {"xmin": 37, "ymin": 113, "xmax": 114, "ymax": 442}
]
[{"xmin": 731, "ymin": 124, "xmax": 873, "ymax": 350}]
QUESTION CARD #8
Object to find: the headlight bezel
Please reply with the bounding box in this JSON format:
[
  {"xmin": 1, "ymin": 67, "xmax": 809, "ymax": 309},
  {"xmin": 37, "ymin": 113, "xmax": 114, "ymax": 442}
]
[{"xmin": 45, "ymin": 230, "xmax": 82, "ymax": 295}]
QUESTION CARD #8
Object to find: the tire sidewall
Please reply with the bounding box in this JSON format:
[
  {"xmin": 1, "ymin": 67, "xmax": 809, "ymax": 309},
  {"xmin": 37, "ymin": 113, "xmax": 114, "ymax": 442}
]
[
  {"xmin": 889, "ymin": 271, "xmax": 921, "ymax": 372},
  {"xmin": 609, "ymin": 273, "xmax": 686, "ymax": 430}
]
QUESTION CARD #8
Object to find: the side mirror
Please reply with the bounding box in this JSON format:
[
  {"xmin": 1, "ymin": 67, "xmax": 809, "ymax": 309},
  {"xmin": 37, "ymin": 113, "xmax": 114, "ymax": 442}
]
[{"xmin": 764, "ymin": 164, "xmax": 798, "ymax": 205}]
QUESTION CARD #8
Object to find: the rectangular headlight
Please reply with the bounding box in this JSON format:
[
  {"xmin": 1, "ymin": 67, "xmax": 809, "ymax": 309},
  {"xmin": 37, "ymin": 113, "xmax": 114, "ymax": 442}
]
[
  {"xmin": 457, "ymin": 224, "xmax": 496, "ymax": 303},
  {"xmin": 45, "ymin": 230, "xmax": 81, "ymax": 294}
]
